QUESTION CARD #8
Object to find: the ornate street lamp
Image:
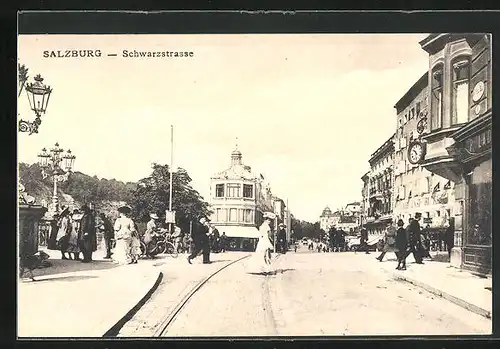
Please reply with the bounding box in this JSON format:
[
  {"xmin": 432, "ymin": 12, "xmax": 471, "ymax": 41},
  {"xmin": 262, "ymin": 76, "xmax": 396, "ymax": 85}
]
[
  {"xmin": 37, "ymin": 142, "xmax": 76, "ymax": 216},
  {"xmin": 18, "ymin": 64, "xmax": 53, "ymax": 135}
]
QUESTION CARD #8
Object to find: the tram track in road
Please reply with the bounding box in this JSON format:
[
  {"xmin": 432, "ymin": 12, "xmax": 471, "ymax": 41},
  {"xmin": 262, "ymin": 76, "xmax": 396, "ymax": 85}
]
[{"xmin": 153, "ymin": 254, "xmax": 250, "ymax": 337}]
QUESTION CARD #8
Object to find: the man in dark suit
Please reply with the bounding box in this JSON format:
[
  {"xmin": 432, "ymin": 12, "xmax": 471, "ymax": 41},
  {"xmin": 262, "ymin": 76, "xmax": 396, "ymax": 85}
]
[
  {"xmin": 187, "ymin": 217, "xmax": 211, "ymax": 264},
  {"xmin": 360, "ymin": 227, "xmax": 370, "ymax": 254},
  {"xmin": 78, "ymin": 204, "xmax": 97, "ymax": 263},
  {"xmin": 277, "ymin": 223, "xmax": 287, "ymax": 254}
]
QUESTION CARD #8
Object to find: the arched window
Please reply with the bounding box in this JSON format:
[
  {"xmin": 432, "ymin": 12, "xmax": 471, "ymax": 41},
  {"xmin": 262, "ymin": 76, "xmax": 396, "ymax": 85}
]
[
  {"xmin": 452, "ymin": 57, "xmax": 470, "ymax": 125},
  {"xmin": 430, "ymin": 64, "xmax": 444, "ymax": 130}
]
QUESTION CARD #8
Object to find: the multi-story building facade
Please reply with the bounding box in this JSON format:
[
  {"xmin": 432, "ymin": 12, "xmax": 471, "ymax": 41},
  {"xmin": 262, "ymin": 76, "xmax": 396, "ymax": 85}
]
[
  {"xmin": 364, "ymin": 134, "xmax": 395, "ymax": 237},
  {"xmin": 393, "ymin": 73, "xmax": 456, "ymax": 230},
  {"xmin": 319, "ymin": 206, "xmax": 341, "ymax": 233},
  {"xmin": 344, "ymin": 202, "xmax": 361, "ymax": 216},
  {"xmin": 209, "ymin": 147, "xmax": 275, "ymax": 250},
  {"xmin": 417, "ymin": 33, "xmax": 492, "ymax": 274},
  {"xmin": 320, "ymin": 202, "xmax": 361, "ymax": 235}
]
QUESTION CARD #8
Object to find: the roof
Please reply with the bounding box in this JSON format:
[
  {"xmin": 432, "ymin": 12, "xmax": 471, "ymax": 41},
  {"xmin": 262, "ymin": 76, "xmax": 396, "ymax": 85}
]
[
  {"xmin": 214, "ymin": 225, "xmax": 259, "ymax": 238},
  {"xmin": 394, "ymin": 72, "xmax": 428, "ymax": 114},
  {"xmin": 369, "ymin": 133, "xmax": 395, "ymax": 166}
]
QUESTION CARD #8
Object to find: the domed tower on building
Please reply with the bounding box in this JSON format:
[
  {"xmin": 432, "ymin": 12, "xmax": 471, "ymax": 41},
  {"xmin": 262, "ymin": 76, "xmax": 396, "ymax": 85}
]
[{"xmin": 209, "ymin": 145, "xmax": 274, "ymax": 251}]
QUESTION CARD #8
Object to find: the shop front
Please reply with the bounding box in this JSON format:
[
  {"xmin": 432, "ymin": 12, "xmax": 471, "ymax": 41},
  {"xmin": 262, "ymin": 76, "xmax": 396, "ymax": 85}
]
[{"xmin": 452, "ymin": 114, "xmax": 492, "ymax": 274}]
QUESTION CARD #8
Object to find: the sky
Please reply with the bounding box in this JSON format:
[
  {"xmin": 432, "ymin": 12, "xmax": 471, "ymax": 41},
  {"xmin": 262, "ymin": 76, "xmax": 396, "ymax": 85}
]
[{"xmin": 17, "ymin": 34, "xmax": 429, "ymax": 222}]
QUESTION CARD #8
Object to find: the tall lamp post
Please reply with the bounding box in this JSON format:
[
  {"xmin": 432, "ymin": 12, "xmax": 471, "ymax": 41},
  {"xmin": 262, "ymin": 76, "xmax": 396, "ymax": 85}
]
[
  {"xmin": 37, "ymin": 142, "xmax": 76, "ymax": 216},
  {"xmin": 18, "ymin": 64, "xmax": 53, "ymax": 135}
]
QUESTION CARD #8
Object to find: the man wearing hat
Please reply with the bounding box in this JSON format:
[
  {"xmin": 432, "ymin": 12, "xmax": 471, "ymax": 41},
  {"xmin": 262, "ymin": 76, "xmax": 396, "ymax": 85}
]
[
  {"xmin": 78, "ymin": 204, "xmax": 97, "ymax": 263},
  {"xmin": 187, "ymin": 217, "xmax": 211, "ymax": 264},
  {"xmin": 277, "ymin": 223, "xmax": 287, "ymax": 254}
]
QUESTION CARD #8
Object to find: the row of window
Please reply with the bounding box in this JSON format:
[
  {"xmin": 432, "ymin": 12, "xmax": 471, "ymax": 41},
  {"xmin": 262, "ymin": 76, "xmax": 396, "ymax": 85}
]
[
  {"xmin": 369, "ymin": 172, "xmax": 393, "ymax": 194},
  {"xmin": 398, "ymin": 101, "xmax": 423, "ymax": 127},
  {"xmin": 215, "ymin": 183, "xmax": 254, "ymax": 198},
  {"xmin": 213, "ymin": 207, "xmax": 254, "ymax": 223},
  {"xmin": 371, "ymin": 154, "xmax": 394, "ymax": 173},
  {"xmin": 395, "ymin": 178, "xmax": 452, "ymax": 200}
]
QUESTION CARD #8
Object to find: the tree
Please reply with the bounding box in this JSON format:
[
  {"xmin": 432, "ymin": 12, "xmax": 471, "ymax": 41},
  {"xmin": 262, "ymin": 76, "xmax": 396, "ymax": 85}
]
[{"xmin": 129, "ymin": 163, "xmax": 212, "ymax": 233}]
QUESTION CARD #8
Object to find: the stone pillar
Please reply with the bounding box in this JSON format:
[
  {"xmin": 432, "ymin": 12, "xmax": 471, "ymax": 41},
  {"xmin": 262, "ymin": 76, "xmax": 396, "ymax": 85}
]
[{"xmin": 19, "ymin": 204, "xmax": 48, "ymax": 257}]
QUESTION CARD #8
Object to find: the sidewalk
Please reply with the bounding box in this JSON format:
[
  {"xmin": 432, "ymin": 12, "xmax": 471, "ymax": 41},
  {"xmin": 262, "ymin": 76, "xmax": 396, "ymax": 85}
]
[
  {"xmin": 18, "ymin": 247, "xmax": 163, "ymax": 337},
  {"xmin": 364, "ymin": 251, "xmax": 492, "ymax": 319}
]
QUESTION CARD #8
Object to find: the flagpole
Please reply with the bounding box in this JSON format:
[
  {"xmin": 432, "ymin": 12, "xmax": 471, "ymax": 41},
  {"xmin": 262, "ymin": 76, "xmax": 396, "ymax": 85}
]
[{"xmin": 169, "ymin": 124, "xmax": 174, "ymax": 233}]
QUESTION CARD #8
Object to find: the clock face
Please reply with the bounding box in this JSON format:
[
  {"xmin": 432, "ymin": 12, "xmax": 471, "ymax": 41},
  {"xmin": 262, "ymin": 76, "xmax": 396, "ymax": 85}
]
[
  {"xmin": 408, "ymin": 142, "xmax": 424, "ymax": 164},
  {"xmin": 472, "ymin": 81, "xmax": 485, "ymax": 102}
]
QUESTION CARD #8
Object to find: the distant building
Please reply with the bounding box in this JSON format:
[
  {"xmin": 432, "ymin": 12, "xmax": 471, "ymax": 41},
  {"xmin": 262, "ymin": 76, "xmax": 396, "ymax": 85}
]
[
  {"xmin": 209, "ymin": 146, "xmax": 274, "ymax": 250},
  {"xmin": 320, "ymin": 203, "xmax": 360, "ymax": 234},
  {"xmin": 364, "ymin": 134, "xmax": 395, "ymax": 236},
  {"xmin": 319, "ymin": 207, "xmax": 341, "ymax": 232}
]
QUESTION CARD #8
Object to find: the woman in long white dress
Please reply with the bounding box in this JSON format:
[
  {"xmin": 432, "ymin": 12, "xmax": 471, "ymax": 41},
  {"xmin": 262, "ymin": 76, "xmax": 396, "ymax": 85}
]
[
  {"xmin": 248, "ymin": 213, "xmax": 275, "ymax": 274},
  {"xmin": 113, "ymin": 205, "xmax": 138, "ymax": 265}
]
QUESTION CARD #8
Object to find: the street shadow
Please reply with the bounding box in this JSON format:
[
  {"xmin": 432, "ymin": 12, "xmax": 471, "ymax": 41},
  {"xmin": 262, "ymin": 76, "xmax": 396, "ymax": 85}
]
[
  {"xmin": 247, "ymin": 268, "xmax": 296, "ymax": 276},
  {"xmin": 209, "ymin": 260, "xmax": 231, "ymax": 264},
  {"xmin": 21, "ymin": 275, "xmax": 99, "ymax": 283},
  {"xmin": 28, "ymin": 258, "xmax": 119, "ymax": 278}
]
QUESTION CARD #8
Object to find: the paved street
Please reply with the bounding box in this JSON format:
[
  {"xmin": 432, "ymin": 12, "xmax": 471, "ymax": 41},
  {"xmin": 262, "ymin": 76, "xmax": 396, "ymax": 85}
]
[{"xmin": 156, "ymin": 246, "xmax": 491, "ymax": 337}]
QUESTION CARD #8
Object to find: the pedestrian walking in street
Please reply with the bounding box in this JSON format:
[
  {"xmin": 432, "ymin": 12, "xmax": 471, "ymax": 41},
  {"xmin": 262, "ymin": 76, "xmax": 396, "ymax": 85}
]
[
  {"xmin": 404, "ymin": 216, "xmax": 424, "ymax": 264},
  {"xmin": 248, "ymin": 212, "xmax": 275, "ymax": 274},
  {"xmin": 113, "ymin": 205, "xmax": 138, "ymax": 265},
  {"xmin": 360, "ymin": 228, "xmax": 370, "ymax": 254},
  {"xmin": 395, "ymin": 219, "xmax": 407, "ymax": 270},
  {"xmin": 130, "ymin": 221, "xmax": 142, "ymax": 263},
  {"xmin": 78, "ymin": 204, "xmax": 97, "ymax": 263},
  {"xmin": 376, "ymin": 225, "xmax": 397, "ymax": 262},
  {"xmin": 173, "ymin": 225, "xmax": 184, "ymax": 253},
  {"xmin": 47, "ymin": 213, "xmax": 60, "ymax": 251},
  {"xmin": 277, "ymin": 223, "xmax": 287, "ymax": 254},
  {"xmin": 187, "ymin": 217, "xmax": 211, "ymax": 264},
  {"xmin": 70, "ymin": 209, "xmax": 83, "ymax": 260},
  {"xmin": 220, "ymin": 232, "xmax": 228, "ymax": 252},
  {"xmin": 55, "ymin": 206, "xmax": 72, "ymax": 260},
  {"xmin": 98, "ymin": 212, "xmax": 114, "ymax": 259}
]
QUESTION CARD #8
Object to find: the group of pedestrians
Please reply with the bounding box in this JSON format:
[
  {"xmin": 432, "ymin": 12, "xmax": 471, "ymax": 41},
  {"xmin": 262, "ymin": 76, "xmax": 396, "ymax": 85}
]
[
  {"xmin": 48, "ymin": 204, "xmax": 97, "ymax": 263},
  {"xmin": 328, "ymin": 227, "xmax": 348, "ymax": 252},
  {"xmin": 372, "ymin": 212, "xmax": 455, "ymax": 271}
]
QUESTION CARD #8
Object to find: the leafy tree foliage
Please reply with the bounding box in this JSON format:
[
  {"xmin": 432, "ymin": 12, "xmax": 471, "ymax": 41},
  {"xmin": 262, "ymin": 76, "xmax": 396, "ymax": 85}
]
[
  {"xmin": 18, "ymin": 162, "xmax": 135, "ymax": 205},
  {"xmin": 129, "ymin": 163, "xmax": 212, "ymax": 233},
  {"xmin": 290, "ymin": 217, "xmax": 322, "ymax": 240}
]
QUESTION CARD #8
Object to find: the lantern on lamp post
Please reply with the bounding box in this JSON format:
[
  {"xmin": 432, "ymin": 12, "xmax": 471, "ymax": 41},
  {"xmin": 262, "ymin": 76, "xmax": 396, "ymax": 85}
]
[
  {"xmin": 19, "ymin": 70, "xmax": 53, "ymax": 135},
  {"xmin": 37, "ymin": 142, "xmax": 76, "ymax": 216}
]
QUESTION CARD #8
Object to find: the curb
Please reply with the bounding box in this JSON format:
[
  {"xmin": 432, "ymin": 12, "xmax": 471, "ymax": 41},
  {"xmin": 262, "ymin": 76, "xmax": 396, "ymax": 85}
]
[
  {"xmin": 103, "ymin": 271, "xmax": 164, "ymax": 337},
  {"xmin": 392, "ymin": 273, "xmax": 491, "ymax": 320}
]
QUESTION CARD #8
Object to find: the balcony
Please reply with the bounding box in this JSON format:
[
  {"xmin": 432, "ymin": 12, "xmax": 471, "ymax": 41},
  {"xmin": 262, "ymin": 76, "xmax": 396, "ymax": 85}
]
[
  {"xmin": 369, "ymin": 190, "xmax": 384, "ymax": 200},
  {"xmin": 421, "ymin": 126, "xmax": 463, "ymax": 183}
]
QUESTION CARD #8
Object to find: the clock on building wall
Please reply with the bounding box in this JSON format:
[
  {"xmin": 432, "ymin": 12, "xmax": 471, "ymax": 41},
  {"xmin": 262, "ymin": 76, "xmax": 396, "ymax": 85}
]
[
  {"xmin": 472, "ymin": 81, "xmax": 485, "ymax": 102},
  {"xmin": 407, "ymin": 140, "xmax": 426, "ymax": 165}
]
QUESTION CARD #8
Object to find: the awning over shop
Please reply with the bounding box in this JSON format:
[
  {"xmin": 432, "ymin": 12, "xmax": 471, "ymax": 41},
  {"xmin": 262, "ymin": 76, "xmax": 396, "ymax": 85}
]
[{"xmin": 214, "ymin": 225, "xmax": 260, "ymax": 239}]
